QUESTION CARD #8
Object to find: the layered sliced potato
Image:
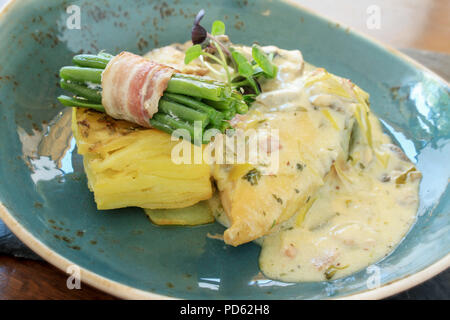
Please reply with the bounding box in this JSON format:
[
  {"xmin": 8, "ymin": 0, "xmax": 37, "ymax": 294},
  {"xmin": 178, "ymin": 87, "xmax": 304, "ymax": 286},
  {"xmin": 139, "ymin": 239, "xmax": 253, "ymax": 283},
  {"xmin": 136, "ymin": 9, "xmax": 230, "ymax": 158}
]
[{"xmin": 72, "ymin": 108, "xmax": 212, "ymax": 210}]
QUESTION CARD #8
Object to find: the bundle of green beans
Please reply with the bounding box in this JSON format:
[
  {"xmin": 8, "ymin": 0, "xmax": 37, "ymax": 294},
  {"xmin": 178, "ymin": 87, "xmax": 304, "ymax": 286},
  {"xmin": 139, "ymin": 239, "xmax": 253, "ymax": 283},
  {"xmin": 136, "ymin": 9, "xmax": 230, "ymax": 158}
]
[{"xmin": 58, "ymin": 52, "xmax": 249, "ymax": 144}]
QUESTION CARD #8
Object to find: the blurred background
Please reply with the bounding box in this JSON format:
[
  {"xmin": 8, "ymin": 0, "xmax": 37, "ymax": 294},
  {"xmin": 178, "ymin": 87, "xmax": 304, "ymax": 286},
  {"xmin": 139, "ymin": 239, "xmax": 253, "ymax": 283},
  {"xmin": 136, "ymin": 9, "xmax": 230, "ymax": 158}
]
[
  {"xmin": 1, "ymin": 0, "xmax": 448, "ymax": 53},
  {"xmin": 297, "ymin": 0, "xmax": 449, "ymax": 53}
]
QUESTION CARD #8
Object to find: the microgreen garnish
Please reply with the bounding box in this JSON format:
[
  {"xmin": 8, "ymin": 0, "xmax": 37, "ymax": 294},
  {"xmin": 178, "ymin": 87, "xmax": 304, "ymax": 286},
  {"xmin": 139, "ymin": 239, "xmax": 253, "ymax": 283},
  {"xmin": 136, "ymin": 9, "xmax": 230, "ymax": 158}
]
[
  {"xmin": 185, "ymin": 43, "xmax": 232, "ymax": 84},
  {"xmin": 187, "ymin": 11, "xmax": 233, "ymax": 85},
  {"xmin": 252, "ymin": 45, "xmax": 278, "ymax": 79},
  {"xmin": 231, "ymin": 50, "xmax": 260, "ymax": 94},
  {"xmin": 242, "ymin": 94, "xmax": 257, "ymax": 104},
  {"xmin": 191, "ymin": 9, "xmax": 207, "ymax": 44},
  {"xmin": 243, "ymin": 168, "xmax": 261, "ymax": 186},
  {"xmin": 186, "ymin": 10, "xmax": 279, "ymax": 104},
  {"xmin": 184, "ymin": 44, "xmax": 203, "ymax": 64},
  {"xmin": 211, "ymin": 20, "xmax": 225, "ymax": 36}
]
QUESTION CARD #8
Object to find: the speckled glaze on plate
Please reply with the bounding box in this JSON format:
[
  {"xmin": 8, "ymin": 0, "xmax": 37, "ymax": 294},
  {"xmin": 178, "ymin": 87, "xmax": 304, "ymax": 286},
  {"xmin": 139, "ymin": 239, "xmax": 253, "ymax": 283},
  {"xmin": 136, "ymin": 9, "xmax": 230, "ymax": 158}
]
[{"xmin": 0, "ymin": 0, "xmax": 448, "ymax": 299}]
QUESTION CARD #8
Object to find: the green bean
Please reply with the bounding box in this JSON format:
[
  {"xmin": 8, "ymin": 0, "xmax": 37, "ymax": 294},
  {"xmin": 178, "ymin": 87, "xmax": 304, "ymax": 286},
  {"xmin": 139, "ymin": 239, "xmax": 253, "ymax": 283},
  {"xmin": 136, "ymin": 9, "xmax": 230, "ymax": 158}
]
[
  {"xmin": 60, "ymin": 66, "xmax": 103, "ymax": 84},
  {"xmin": 172, "ymin": 73, "xmax": 226, "ymax": 86},
  {"xmin": 203, "ymin": 98, "xmax": 235, "ymax": 111},
  {"xmin": 57, "ymin": 95, "xmax": 105, "ymax": 112},
  {"xmin": 235, "ymin": 100, "xmax": 249, "ymax": 114},
  {"xmin": 162, "ymin": 93, "xmax": 224, "ymax": 126},
  {"xmin": 60, "ymin": 79, "xmax": 102, "ymax": 103},
  {"xmin": 72, "ymin": 54, "xmax": 111, "ymax": 69},
  {"xmin": 166, "ymin": 76, "xmax": 230, "ymax": 101},
  {"xmin": 158, "ymin": 99, "xmax": 209, "ymax": 128},
  {"xmin": 98, "ymin": 52, "xmax": 114, "ymax": 59},
  {"xmin": 219, "ymin": 121, "xmax": 232, "ymax": 133},
  {"xmin": 223, "ymin": 105, "xmax": 236, "ymax": 120},
  {"xmin": 151, "ymin": 113, "xmax": 202, "ymax": 143},
  {"xmin": 147, "ymin": 118, "xmax": 176, "ymax": 136}
]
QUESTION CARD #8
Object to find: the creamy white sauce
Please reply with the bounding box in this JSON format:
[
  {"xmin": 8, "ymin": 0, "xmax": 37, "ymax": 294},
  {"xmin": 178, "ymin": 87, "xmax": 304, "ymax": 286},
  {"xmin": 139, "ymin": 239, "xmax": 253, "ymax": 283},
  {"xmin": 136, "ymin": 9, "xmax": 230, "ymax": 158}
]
[
  {"xmin": 259, "ymin": 135, "xmax": 420, "ymax": 281},
  {"xmin": 148, "ymin": 42, "xmax": 421, "ymax": 282},
  {"xmin": 253, "ymin": 46, "xmax": 421, "ymax": 282}
]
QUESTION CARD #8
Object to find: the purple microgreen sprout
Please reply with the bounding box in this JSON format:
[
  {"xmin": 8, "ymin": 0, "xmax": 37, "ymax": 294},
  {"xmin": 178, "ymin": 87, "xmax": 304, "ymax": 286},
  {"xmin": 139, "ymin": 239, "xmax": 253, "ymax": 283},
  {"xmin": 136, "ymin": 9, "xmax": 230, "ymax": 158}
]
[{"xmin": 191, "ymin": 9, "xmax": 207, "ymax": 45}]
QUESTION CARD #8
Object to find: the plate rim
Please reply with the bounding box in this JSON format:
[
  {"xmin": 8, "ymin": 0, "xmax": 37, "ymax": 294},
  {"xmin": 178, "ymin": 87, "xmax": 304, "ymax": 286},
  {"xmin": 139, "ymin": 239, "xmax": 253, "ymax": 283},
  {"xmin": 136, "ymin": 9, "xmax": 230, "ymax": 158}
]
[
  {"xmin": 1, "ymin": 202, "xmax": 449, "ymax": 300},
  {"xmin": 0, "ymin": 203, "xmax": 174, "ymax": 300},
  {"xmin": 0, "ymin": 0, "xmax": 449, "ymax": 300}
]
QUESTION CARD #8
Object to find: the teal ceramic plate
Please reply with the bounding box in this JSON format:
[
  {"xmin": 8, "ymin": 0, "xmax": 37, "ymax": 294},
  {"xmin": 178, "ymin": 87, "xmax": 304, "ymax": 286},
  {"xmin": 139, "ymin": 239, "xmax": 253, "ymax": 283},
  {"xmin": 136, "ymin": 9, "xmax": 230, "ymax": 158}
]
[{"xmin": 0, "ymin": 0, "xmax": 448, "ymax": 299}]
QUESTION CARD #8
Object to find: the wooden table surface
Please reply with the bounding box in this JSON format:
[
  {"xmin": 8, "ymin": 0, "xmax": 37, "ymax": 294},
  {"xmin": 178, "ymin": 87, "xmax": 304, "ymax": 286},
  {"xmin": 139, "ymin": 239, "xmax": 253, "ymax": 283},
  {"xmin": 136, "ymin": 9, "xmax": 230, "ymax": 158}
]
[{"xmin": 0, "ymin": 0, "xmax": 449, "ymax": 300}]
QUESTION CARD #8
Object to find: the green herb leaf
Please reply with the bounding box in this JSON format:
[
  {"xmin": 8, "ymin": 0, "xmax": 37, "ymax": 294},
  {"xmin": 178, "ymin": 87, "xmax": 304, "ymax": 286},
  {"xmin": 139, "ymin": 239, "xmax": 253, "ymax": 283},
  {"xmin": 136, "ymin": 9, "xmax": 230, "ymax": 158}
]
[
  {"xmin": 246, "ymin": 77, "xmax": 261, "ymax": 95},
  {"xmin": 252, "ymin": 45, "xmax": 278, "ymax": 78},
  {"xmin": 242, "ymin": 168, "xmax": 261, "ymax": 186},
  {"xmin": 271, "ymin": 219, "xmax": 276, "ymax": 229},
  {"xmin": 242, "ymin": 94, "xmax": 256, "ymax": 104},
  {"xmin": 231, "ymin": 51, "xmax": 261, "ymax": 94},
  {"xmin": 231, "ymin": 51, "xmax": 254, "ymax": 78},
  {"xmin": 184, "ymin": 45, "xmax": 203, "ymax": 64},
  {"xmin": 252, "ymin": 65, "xmax": 264, "ymax": 77},
  {"xmin": 272, "ymin": 194, "xmax": 283, "ymax": 204},
  {"xmin": 211, "ymin": 20, "xmax": 226, "ymax": 36}
]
